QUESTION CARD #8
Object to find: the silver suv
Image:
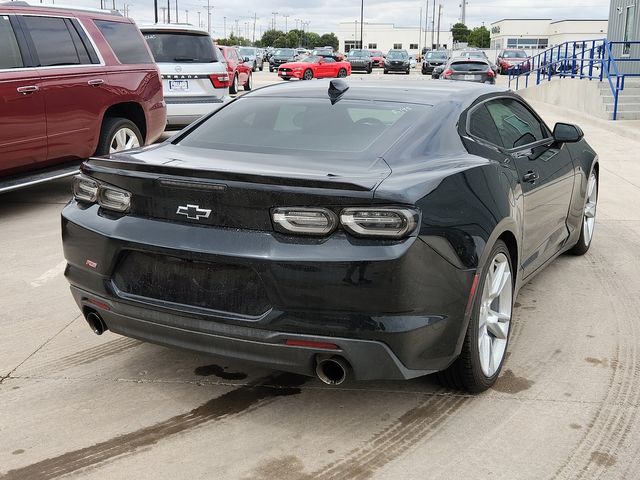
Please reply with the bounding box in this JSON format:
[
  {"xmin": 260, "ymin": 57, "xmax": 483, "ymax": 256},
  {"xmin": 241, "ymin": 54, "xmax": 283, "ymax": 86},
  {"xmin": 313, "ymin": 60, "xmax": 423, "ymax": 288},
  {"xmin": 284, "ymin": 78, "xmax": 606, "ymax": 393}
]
[{"xmin": 140, "ymin": 24, "xmax": 229, "ymax": 129}]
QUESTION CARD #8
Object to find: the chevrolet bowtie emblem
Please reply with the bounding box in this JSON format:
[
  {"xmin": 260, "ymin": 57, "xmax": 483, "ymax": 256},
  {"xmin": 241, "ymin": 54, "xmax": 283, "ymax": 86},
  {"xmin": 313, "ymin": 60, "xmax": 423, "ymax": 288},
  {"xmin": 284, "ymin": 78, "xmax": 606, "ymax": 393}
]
[{"xmin": 176, "ymin": 204, "xmax": 211, "ymax": 220}]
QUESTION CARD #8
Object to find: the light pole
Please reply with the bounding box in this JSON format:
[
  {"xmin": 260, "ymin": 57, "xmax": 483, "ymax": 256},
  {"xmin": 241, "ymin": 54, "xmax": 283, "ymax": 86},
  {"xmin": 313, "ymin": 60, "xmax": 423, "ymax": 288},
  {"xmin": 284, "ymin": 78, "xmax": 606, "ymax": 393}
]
[
  {"xmin": 197, "ymin": 11, "xmax": 201, "ymax": 27},
  {"xmin": 204, "ymin": 0, "xmax": 213, "ymax": 36},
  {"xmin": 223, "ymin": 16, "xmax": 226, "ymax": 38},
  {"xmin": 271, "ymin": 11, "xmax": 278, "ymax": 31},
  {"xmin": 295, "ymin": 18, "xmax": 300, "ymax": 31},
  {"xmin": 175, "ymin": 0, "xmax": 178, "ymax": 23},
  {"xmin": 185, "ymin": 9, "xmax": 188, "ymax": 23},
  {"xmin": 360, "ymin": 0, "xmax": 363, "ymax": 49},
  {"xmin": 283, "ymin": 14, "xmax": 289, "ymax": 34}
]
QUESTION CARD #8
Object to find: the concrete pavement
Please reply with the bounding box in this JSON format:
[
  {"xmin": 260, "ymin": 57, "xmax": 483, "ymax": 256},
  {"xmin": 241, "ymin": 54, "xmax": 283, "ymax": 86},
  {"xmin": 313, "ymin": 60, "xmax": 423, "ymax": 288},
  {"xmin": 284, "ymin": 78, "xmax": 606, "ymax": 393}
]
[{"xmin": 1, "ymin": 70, "xmax": 640, "ymax": 480}]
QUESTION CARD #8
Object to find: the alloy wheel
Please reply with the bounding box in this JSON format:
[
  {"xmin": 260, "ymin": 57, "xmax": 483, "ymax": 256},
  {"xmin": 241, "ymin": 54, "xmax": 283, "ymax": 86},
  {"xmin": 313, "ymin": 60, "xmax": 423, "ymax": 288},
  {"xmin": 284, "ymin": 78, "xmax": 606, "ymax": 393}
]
[
  {"xmin": 109, "ymin": 127, "xmax": 140, "ymax": 153},
  {"xmin": 304, "ymin": 69, "xmax": 313, "ymax": 80},
  {"xmin": 583, "ymin": 172, "xmax": 598, "ymax": 246},
  {"xmin": 478, "ymin": 252, "xmax": 513, "ymax": 377}
]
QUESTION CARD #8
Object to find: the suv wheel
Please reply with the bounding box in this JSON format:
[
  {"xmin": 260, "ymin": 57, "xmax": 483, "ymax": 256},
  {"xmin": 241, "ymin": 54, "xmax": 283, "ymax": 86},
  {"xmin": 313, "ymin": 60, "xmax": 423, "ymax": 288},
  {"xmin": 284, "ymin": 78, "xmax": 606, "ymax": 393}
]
[
  {"xmin": 230, "ymin": 74, "xmax": 239, "ymax": 94},
  {"xmin": 95, "ymin": 117, "xmax": 143, "ymax": 156},
  {"xmin": 243, "ymin": 72, "xmax": 253, "ymax": 91},
  {"xmin": 438, "ymin": 240, "xmax": 514, "ymax": 393}
]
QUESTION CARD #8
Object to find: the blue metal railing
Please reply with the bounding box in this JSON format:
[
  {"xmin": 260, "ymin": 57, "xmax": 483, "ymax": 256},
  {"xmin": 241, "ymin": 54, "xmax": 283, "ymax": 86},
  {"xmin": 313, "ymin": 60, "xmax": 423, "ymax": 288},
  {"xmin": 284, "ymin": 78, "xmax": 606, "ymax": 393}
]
[{"xmin": 508, "ymin": 39, "xmax": 640, "ymax": 120}]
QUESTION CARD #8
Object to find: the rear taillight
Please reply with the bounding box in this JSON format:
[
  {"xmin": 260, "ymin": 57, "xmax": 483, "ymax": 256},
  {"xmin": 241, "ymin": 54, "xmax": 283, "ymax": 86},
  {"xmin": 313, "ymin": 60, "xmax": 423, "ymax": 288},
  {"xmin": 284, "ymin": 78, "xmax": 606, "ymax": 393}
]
[
  {"xmin": 209, "ymin": 73, "xmax": 230, "ymax": 88},
  {"xmin": 340, "ymin": 208, "xmax": 418, "ymax": 239},
  {"xmin": 443, "ymin": 68, "xmax": 453, "ymax": 77},
  {"xmin": 272, "ymin": 207, "xmax": 338, "ymax": 236},
  {"xmin": 72, "ymin": 174, "xmax": 131, "ymax": 213},
  {"xmin": 487, "ymin": 69, "xmax": 495, "ymax": 77}
]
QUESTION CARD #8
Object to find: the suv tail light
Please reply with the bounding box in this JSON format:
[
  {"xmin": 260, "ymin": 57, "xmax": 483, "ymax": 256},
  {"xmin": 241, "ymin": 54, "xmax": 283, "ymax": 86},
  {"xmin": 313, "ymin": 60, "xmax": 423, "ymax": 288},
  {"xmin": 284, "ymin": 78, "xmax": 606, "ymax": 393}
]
[{"xmin": 210, "ymin": 73, "xmax": 230, "ymax": 88}]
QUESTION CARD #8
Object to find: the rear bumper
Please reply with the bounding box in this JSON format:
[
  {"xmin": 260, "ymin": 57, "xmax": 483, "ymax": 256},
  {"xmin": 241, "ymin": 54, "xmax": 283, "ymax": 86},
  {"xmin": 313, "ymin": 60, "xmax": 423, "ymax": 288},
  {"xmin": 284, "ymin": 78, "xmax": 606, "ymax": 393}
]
[
  {"xmin": 164, "ymin": 96, "xmax": 228, "ymax": 127},
  {"xmin": 61, "ymin": 202, "xmax": 475, "ymax": 380}
]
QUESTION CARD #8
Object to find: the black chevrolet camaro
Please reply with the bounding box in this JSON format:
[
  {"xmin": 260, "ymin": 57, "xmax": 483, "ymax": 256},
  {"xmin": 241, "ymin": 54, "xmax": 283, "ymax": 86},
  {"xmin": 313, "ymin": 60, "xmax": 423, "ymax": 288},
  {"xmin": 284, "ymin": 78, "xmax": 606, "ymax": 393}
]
[{"xmin": 62, "ymin": 79, "xmax": 598, "ymax": 392}]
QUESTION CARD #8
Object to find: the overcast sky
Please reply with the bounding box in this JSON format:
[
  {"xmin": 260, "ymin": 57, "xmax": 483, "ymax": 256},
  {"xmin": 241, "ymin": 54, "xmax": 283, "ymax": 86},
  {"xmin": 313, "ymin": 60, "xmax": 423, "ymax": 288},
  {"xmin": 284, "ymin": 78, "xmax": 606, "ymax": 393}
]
[{"xmin": 52, "ymin": 0, "xmax": 609, "ymax": 38}]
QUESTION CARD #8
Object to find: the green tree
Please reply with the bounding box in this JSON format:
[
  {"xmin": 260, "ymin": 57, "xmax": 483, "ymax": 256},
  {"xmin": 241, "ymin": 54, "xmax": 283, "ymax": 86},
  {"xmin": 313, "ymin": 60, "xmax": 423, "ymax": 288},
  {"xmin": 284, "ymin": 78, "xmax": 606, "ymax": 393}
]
[
  {"xmin": 273, "ymin": 35, "xmax": 288, "ymax": 48},
  {"xmin": 467, "ymin": 26, "xmax": 490, "ymax": 48},
  {"xmin": 319, "ymin": 33, "xmax": 339, "ymax": 51},
  {"xmin": 304, "ymin": 32, "xmax": 321, "ymax": 49},
  {"xmin": 260, "ymin": 29, "xmax": 285, "ymax": 47},
  {"xmin": 451, "ymin": 22, "xmax": 470, "ymax": 43},
  {"xmin": 286, "ymin": 31, "xmax": 300, "ymax": 48}
]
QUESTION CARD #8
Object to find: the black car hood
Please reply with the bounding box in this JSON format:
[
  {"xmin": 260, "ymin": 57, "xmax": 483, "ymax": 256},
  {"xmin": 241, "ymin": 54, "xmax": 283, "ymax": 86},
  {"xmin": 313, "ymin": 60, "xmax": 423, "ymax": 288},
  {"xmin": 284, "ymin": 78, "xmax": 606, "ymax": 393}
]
[{"xmin": 85, "ymin": 144, "xmax": 392, "ymax": 192}]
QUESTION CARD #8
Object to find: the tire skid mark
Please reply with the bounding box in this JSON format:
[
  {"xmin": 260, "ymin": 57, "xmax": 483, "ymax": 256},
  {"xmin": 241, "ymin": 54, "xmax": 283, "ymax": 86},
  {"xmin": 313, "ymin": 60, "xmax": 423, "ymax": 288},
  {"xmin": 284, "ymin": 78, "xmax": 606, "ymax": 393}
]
[
  {"xmin": 20, "ymin": 338, "xmax": 141, "ymax": 375},
  {"xmin": 553, "ymin": 228, "xmax": 640, "ymax": 479},
  {"xmin": 0, "ymin": 373, "xmax": 307, "ymax": 480},
  {"xmin": 309, "ymin": 394, "xmax": 469, "ymax": 480}
]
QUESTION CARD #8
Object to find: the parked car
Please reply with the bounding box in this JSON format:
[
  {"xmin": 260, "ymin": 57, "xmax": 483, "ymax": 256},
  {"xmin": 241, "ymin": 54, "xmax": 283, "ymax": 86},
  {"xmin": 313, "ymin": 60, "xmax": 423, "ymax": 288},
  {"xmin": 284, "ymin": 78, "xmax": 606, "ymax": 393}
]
[
  {"xmin": 384, "ymin": 49, "xmax": 411, "ymax": 74},
  {"xmin": 368, "ymin": 50, "xmax": 385, "ymax": 67},
  {"xmin": 0, "ymin": 3, "xmax": 165, "ymax": 193},
  {"xmin": 62, "ymin": 79, "xmax": 599, "ymax": 393},
  {"xmin": 141, "ymin": 24, "xmax": 229, "ymax": 130},
  {"xmin": 278, "ymin": 55, "xmax": 351, "ymax": 80},
  {"xmin": 269, "ymin": 48, "xmax": 297, "ymax": 72},
  {"xmin": 440, "ymin": 58, "xmax": 496, "ymax": 84},
  {"xmin": 218, "ymin": 46, "xmax": 252, "ymax": 94},
  {"xmin": 496, "ymin": 49, "xmax": 530, "ymax": 75},
  {"xmin": 237, "ymin": 46, "xmax": 263, "ymax": 72},
  {"xmin": 422, "ymin": 50, "xmax": 448, "ymax": 74},
  {"xmin": 347, "ymin": 49, "xmax": 373, "ymax": 73},
  {"xmin": 313, "ymin": 48, "xmax": 344, "ymax": 61},
  {"xmin": 454, "ymin": 49, "xmax": 498, "ymax": 74}
]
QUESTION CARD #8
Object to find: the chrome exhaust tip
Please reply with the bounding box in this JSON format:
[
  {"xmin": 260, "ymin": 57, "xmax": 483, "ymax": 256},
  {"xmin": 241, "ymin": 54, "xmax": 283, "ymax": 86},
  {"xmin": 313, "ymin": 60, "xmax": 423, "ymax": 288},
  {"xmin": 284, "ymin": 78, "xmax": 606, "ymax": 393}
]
[{"xmin": 315, "ymin": 356, "xmax": 349, "ymax": 386}]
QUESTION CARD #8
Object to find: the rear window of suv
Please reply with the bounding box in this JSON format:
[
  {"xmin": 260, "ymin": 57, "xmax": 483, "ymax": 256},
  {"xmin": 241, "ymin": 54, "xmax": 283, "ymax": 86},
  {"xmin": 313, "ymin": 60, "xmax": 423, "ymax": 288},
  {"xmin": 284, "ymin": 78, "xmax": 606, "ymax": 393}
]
[
  {"xmin": 143, "ymin": 31, "xmax": 220, "ymax": 63},
  {"xmin": 95, "ymin": 20, "xmax": 153, "ymax": 64},
  {"xmin": 23, "ymin": 16, "xmax": 97, "ymax": 66}
]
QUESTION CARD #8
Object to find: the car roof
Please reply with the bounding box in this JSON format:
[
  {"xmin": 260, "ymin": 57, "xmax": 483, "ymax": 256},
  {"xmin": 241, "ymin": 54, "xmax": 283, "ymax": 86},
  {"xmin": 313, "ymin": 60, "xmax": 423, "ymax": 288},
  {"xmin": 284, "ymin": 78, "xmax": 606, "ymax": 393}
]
[
  {"xmin": 0, "ymin": 1, "xmax": 126, "ymax": 20},
  {"xmin": 246, "ymin": 79, "xmax": 508, "ymax": 106},
  {"xmin": 138, "ymin": 23, "xmax": 210, "ymax": 35}
]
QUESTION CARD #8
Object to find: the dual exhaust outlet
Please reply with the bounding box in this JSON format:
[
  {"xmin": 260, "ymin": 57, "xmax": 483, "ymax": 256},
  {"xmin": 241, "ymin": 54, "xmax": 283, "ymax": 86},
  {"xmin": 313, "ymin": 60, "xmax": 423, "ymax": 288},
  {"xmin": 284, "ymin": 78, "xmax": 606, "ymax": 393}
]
[{"xmin": 84, "ymin": 307, "xmax": 350, "ymax": 385}]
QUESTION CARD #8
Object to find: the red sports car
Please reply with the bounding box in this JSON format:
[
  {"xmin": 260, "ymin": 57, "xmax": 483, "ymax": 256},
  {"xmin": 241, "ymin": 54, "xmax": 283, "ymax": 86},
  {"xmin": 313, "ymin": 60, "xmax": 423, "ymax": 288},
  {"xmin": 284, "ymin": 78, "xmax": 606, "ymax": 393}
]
[{"xmin": 278, "ymin": 55, "xmax": 351, "ymax": 81}]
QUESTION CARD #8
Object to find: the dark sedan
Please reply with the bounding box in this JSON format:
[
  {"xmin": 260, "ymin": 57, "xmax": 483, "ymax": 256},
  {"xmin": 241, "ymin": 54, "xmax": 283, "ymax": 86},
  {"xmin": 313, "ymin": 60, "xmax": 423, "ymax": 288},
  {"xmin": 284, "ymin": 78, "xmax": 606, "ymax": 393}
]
[
  {"xmin": 422, "ymin": 50, "xmax": 448, "ymax": 74},
  {"xmin": 269, "ymin": 48, "xmax": 297, "ymax": 72},
  {"xmin": 347, "ymin": 49, "xmax": 373, "ymax": 73},
  {"xmin": 441, "ymin": 58, "xmax": 496, "ymax": 84},
  {"xmin": 384, "ymin": 49, "xmax": 411, "ymax": 74},
  {"xmin": 62, "ymin": 80, "xmax": 598, "ymax": 393}
]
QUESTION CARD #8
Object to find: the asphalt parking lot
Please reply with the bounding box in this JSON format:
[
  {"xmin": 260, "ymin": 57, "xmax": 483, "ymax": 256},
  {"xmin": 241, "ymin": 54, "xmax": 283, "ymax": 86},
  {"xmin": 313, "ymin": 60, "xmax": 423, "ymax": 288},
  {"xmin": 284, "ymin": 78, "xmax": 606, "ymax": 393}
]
[{"xmin": 2, "ymin": 70, "xmax": 640, "ymax": 480}]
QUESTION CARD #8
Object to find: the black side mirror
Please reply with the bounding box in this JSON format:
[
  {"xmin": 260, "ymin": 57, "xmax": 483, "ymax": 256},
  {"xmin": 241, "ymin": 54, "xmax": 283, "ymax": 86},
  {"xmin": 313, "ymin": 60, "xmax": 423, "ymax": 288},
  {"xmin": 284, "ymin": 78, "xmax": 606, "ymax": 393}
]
[
  {"xmin": 243, "ymin": 56, "xmax": 250, "ymax": 63},
  {"xmin": 553, "ymin": 122, "xmax": 584, "ymax": 143}
]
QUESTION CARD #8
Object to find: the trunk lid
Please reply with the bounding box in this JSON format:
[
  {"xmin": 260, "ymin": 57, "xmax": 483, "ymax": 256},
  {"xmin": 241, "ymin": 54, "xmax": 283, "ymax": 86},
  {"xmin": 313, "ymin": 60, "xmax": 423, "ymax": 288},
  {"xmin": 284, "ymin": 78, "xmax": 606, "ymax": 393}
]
[{"xmin": 83, "ymin": 144, "xmax": 391, "ymax": 231}]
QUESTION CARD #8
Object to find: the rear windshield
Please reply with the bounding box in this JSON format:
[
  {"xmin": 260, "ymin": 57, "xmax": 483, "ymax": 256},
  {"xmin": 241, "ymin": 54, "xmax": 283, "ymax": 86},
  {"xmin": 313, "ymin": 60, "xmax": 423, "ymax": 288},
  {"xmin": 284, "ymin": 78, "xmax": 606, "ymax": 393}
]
[
  {"xmin": 238, "ymin": 47, "xmax": 255, "ymax": 57},
  {"xmin": 274, "ymin": 49, "xmax": 295, "ymax": 56},
  {"xmin": 426, "ymin": 52, "xmax": 447, "ymax": 59},
  {"xmin": 348, "ymin": 50, "xmax": 369, "ymax": 57},
  {"xmin": 503, "ymin": 50, "xmax": 527, "ymax": 58},
  {"xmin": 143, "ymin": 32, "xmax": 219, "ymax": 63},
  {"xmin": 451, "ymin": 61, "xmax": 489, "ymax": 71},
  {"xmin": 387, "ymin": 51, "xmax": 408, "ymax": 60},
  {"xmin": 179, "ymin": 97, "xmax": 429, "ymax": 158}
]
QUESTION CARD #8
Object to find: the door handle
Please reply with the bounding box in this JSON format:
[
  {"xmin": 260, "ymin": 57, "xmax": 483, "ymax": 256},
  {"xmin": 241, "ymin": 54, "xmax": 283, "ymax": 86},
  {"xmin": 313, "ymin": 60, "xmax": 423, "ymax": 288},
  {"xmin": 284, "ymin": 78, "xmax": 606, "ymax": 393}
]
[
  {"xmin": 88, "ymin": 79, "xmax": 104, "ymax": 86},
  {"xmin": 523, "ymin": 171, "xmax": 539, "ymax": 183},
  {"xmin": 16, "ymin": 85, "xmax": 39, "ymax": 94}
]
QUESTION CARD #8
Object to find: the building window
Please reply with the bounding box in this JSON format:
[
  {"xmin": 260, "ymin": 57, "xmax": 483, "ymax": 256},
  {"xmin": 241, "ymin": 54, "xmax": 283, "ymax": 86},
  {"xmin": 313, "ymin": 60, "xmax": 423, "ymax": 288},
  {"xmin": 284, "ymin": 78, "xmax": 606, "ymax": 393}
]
[
  {"xmin": 368, "ymin": 43, "xmax": 377, "ymax": 49},
  {"xmin": 624, "ymin": 5, "xmax": 636, "ymax": 56},
  {"xmin": 409, "ymin": 43, "xmax": 418, "ymax": 50},
  {"xmin": 344, "ymin": 41, "xmax": 362, "ymax": 52},
  {"xmin": 393, "ymin": 43, "xmax": 402, "ymax": 49}
]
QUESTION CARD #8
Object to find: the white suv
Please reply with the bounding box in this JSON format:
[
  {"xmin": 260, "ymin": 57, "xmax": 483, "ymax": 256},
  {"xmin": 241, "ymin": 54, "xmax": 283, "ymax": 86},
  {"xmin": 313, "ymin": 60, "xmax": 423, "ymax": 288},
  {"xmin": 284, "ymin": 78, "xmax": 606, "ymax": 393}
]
[{"xmin": 140, "ymin": 24, "xmax": 229, "ymax": 129}]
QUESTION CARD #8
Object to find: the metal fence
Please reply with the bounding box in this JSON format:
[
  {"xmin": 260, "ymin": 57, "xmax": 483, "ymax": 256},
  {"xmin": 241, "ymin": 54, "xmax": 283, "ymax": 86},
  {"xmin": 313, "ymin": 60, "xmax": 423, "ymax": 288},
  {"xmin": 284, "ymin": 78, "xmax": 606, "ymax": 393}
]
[{"xmin": 508, "ymin": 39, "xmax": 640, "ymax": 120}]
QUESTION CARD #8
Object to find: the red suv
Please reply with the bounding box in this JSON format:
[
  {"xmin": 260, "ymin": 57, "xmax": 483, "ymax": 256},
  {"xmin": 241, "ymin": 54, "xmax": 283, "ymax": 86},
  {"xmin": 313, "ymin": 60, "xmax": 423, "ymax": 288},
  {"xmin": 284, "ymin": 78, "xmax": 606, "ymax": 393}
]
[
  {"xmin": 217, "ymin": 45, "xmax": 252, "ymax": 94},
  {"xmin": 0, "ymin": 4, "xmax": 166, "ymax": 192}
]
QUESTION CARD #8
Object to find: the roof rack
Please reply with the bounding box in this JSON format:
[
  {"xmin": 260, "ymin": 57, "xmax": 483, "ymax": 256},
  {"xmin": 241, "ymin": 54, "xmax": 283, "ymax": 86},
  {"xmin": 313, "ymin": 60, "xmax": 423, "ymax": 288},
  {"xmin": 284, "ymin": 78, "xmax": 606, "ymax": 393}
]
[{"xmin": 0, "ymin": 1, "xmax": 122, "ymax": 16}]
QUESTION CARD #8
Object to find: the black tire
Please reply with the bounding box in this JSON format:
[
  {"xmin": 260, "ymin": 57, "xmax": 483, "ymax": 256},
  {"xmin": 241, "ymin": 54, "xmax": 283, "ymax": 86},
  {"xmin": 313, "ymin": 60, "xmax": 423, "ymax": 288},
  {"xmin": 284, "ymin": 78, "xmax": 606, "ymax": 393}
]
[
  {"xmin": 337, "ymin": 68, "xmax": 347, "ymax": 78},
  {"xmin": 229, "ymin": 73, "xmax": 239, "ymax": 94},
  {"xmin": 252, "ymin": 62, "xmax": 257, "ymax": 72},
  {"xmin": 383, "ymin": 69, "xmax": 388, "ymax": 74},
  {"xmin": 259, "ymin": 64, "xmax": 263, "ymax": 71},
  {"xmin": 94, "ymin": 117, "xmax": 143, "ymax": 156},
  {"xmin": 422, "ymin": 68, "xmax": 427, "ymax": 75},
  {"xmin": 567, "ymin": 171, "xmax": 598, "ymax": 256},
  {"xmin": 438, "ymin": 240, "xmax": 514, "ymax": 393},
  {"xmin": 243, "ymin": 72, "xmax": 252, "ymax": 91},
  {"xmin": 269, "ymin": 66, "xmax": 274, "ymax": 72},
  {"xmin": 303, "ymin": 69, "xmax": 313, "ymax": 80},
  {"xmin": 367, "ymin": 66, "xmax": 372, "ymax": 74}
]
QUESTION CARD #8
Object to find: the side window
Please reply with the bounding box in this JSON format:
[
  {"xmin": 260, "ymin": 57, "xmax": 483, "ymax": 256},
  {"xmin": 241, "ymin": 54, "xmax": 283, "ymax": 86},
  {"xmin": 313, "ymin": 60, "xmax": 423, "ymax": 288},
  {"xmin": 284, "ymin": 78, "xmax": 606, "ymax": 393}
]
[
  {"xmin": 468, "ymin": 103, "xmax": 503, "ymax": 147},
  {"xmin": 485, "ymin": 98, "xmax": 549, "ymax": 149},
  {"xmin": 0, "ymin": 16, "xmax": 24, "ymax": 69},
  {"xmin": 94, "ymin": 20, "xmax": 153, "ymax": 64},
  {"xmin": 22, "ymin": 16, "xmax": 84, "ymax": 67}
]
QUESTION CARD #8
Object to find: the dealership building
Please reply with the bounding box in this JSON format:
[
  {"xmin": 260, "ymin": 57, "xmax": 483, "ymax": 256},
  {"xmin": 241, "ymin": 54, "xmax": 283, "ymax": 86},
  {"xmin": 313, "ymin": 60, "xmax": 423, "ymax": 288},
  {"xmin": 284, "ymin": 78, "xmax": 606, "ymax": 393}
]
[
  {"xmin": 336, "ymin": 22, "xmax": 454, "ymax": 55},
  {"xmin": 489, "ymin": 19, "xmax": 608, "ymax": 51}
]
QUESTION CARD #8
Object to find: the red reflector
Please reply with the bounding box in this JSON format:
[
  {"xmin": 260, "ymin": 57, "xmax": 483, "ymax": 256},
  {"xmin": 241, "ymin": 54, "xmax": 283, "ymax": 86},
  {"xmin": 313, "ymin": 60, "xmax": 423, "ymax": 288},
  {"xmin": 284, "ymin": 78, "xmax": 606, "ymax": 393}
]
[
  {"xmin": 87, "ymin": 298, "xmax": 111, "ymax": 311},
  {"xmin": 285, "ymin": 339, "xmax": 339, "ymax": 350},
  {"xmin": 465, "ymin": 273, "xmax": 480, "ymax": 317}
]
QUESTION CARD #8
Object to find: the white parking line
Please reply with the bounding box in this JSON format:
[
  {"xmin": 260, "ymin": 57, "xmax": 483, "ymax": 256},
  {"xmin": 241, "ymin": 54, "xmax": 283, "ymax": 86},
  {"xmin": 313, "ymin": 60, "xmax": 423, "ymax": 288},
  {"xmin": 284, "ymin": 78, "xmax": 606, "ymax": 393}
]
[{"xmin": 30, "ymin": 260, "xmax": 66, "ymax": 288}]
